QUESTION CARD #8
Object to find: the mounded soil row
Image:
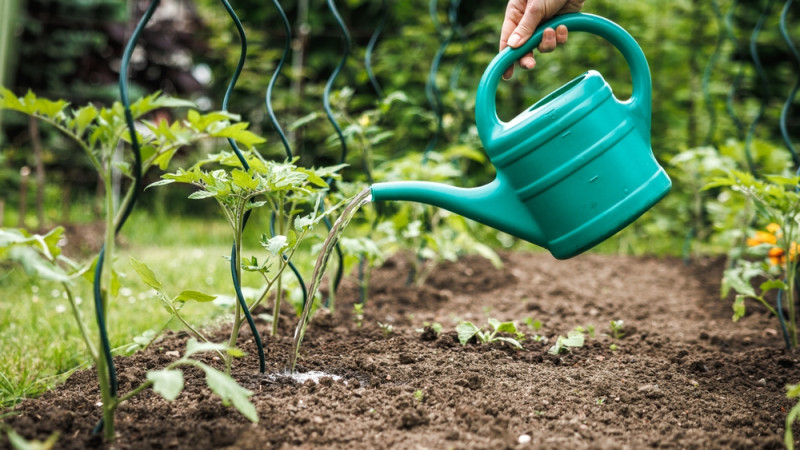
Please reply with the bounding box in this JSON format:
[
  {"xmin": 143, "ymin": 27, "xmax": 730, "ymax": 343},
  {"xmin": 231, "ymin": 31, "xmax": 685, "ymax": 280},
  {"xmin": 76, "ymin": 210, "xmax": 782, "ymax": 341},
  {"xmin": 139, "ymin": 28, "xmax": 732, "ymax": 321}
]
[{"xmin": 3, "ymin": 251, "xmax": 799, "ymax": 449}]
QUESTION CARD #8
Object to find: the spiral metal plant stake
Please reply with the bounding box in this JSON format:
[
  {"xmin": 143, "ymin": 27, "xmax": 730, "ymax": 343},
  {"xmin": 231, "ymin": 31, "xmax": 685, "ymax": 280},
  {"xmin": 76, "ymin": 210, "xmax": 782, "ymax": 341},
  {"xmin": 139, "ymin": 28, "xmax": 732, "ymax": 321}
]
[
  {"xmin": 423, "ymin": 0, "xmax": 454, "ymax": 159},
  {"xmin": 320, "ymin": 0, "xmax": 351, "ymax": 305},
  {"xmin": 266, "ymin": 0, "xmax": 309, "ymax": 323},
  {"xmin": 218, "ymin": 0, "xmax": 266, "ymax": 374},
  {"xmin": 780, "ymin": 0, "xmax": 800, "ymax": 169},
  {"xmin": 93, "ymin": 0, "xmax": 159, "ymax": 435},
  {"xmin": 724, "ymin": 0, "xmax": 746, "ymax": 142},
  {"xmin": 702, "ymin": 0, "xmax": 726, "ymax": 147},
  {"xmin": 365, "ymin": 0, "xmax": 387, "ymax": 102},
  {"xmin": 743, "ymin": 0, "xmax": 776, "ymax": 175},
  {"xmin": 448, "ymin": 0, "xmax": 466, "ymax": 93}
]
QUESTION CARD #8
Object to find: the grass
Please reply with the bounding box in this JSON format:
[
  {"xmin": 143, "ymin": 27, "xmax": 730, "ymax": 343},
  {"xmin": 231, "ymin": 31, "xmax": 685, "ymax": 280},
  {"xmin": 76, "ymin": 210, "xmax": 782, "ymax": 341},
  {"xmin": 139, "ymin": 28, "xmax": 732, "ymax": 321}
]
[{"xmin": 0, "ymin": 210, "xmax": 325, "ymax": 408}]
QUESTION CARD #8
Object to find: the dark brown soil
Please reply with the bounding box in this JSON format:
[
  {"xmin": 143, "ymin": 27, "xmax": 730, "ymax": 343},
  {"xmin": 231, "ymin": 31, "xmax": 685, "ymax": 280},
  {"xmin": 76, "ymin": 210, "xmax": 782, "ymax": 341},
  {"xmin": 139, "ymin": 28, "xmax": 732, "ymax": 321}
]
[{"xmin": 3, "ymin": 252, "xmax": 800, "ymax": 449}]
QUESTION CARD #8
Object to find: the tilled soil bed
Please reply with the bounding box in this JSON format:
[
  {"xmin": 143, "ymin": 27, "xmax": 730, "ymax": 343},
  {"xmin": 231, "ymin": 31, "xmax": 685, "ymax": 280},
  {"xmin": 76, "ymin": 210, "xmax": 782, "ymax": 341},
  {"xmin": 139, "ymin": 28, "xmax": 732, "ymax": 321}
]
[{"xmin": 3, "ymin": 251, "xmax": 800, "ymax": 449}]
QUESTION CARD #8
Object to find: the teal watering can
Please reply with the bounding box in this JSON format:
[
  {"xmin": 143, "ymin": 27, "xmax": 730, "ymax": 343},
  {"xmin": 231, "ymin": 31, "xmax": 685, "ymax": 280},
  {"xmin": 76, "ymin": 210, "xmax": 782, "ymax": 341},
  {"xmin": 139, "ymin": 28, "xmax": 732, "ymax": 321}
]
[{"xmin": 370, "ymin": 13, "xmax": 671, "ymax": 259}]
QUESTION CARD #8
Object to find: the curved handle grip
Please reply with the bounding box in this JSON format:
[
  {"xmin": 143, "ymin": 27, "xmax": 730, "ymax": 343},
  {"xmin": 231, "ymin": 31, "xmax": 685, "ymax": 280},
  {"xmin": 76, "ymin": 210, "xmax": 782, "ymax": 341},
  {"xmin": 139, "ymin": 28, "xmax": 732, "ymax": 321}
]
[{"xmin": 476, "ymin": 13, "xmax": 651, "ymax": 142}]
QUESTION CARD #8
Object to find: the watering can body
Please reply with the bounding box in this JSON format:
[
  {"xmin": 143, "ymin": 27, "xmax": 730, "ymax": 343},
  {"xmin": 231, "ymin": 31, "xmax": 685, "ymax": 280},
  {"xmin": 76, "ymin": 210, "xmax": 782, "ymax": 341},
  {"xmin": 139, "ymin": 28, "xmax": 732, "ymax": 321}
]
[{"xmin": 371, "ymin": 13, "xmax": 671, "ymax": 259}]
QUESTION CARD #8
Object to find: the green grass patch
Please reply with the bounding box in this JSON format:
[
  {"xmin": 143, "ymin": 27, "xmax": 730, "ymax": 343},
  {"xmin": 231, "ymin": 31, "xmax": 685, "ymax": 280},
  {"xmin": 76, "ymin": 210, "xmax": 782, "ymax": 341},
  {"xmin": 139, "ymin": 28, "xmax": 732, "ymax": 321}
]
[{"xmin": 0, "ymin": 242, "xmax": 261, "ymax": 407}]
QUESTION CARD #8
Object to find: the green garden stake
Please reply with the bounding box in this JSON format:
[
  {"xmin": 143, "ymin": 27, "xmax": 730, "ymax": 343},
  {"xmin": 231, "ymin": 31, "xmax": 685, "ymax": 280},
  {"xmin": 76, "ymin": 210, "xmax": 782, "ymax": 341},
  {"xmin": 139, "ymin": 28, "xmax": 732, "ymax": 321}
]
[{"xmin": 370, "ymin": 13, "xmax": 671, "ymax": 259}]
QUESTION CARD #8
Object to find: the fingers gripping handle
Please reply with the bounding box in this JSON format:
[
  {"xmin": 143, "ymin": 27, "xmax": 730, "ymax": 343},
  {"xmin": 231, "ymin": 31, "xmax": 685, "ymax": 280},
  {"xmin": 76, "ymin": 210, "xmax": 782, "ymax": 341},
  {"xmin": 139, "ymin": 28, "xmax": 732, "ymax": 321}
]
[{"xmin": 476, "ymin": 13, "xmax": 652, "ymax": 141}]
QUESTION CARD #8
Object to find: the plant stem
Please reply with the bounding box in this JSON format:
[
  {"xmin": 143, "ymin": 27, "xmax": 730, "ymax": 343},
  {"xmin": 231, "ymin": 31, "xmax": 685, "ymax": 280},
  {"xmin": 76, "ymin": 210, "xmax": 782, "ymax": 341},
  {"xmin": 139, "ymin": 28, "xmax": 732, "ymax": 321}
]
[
  {"xmin": 97, "ymin": 170, "xmax": 118, "ymax": 441},
  {"xmin": 226, "ymin": 201, "xmax": 245, "ymax": 375},
  {"xmin": 63, "ymin": 281, "xmax": 98, "ymax": 361},
  {"xmin": 789, "ymin": 262, "xmax": 798, "ymax": 348},
  {"xmin": 272, "ymin": 200, "xmax": 286, "ymax": 337}
]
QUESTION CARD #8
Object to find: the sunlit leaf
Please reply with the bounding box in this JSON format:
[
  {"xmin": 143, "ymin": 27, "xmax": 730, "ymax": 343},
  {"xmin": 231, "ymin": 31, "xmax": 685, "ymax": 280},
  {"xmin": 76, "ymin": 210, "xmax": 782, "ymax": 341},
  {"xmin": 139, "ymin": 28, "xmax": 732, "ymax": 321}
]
[{"xmin": 147, "ymin": 369, "xmax": 184, "ymax": 401}]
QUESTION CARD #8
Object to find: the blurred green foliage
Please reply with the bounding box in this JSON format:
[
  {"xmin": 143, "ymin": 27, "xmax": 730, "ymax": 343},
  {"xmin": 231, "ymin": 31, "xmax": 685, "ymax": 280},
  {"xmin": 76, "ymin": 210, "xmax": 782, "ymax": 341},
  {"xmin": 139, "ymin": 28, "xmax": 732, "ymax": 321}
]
[{"xmin": 0, "ymin": 0, "xmax": 799, "ymax": 256}]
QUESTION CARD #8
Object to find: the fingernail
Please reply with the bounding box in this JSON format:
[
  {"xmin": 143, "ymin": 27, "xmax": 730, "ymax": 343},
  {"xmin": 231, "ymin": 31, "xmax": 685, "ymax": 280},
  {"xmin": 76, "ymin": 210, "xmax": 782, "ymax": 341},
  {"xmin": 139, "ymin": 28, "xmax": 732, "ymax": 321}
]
[{"xmin": 508, "ymin": 33, "xmax": 520, "ymax": 47}]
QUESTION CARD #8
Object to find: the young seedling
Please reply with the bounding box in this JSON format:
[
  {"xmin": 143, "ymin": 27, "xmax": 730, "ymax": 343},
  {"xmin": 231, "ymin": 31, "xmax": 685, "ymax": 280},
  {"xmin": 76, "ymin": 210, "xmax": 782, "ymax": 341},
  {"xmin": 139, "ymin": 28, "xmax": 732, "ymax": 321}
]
[
  {"xmin": 609, "ymin": 320, "xmax": 625, "ymax": 339},
  {"xmin": 352, "ymin": 303, "xmax": 364, "ymax": 328},
  {"xmin": 548, "ymin": 330, "xmax": 585, "ymax": 355},
  {"xmin": 377, "ymin": 321, "xmax": 393, "ymax": 337},
  {"xmin": 456, "ymin": 318, "xmax": 524, "ymax": 349},
  {"xmin": 415, "ymin": 321, "xmax": 443, "ymax": 335},
  {"xmin": 786, "ymin": 382, "xmax": 800, "ymax": 449},
  {"xmin": 153, "ymin": 151, "xmax": 344, "ymax": 372}
]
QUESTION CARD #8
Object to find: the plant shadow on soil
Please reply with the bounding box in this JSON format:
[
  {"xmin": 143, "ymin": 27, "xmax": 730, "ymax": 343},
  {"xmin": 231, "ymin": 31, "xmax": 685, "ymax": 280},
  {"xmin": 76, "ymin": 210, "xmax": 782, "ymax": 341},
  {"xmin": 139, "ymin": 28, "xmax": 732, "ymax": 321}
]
[{"xmin": 3, "ymin": 251, "xmax": 800, "ymax": 449}]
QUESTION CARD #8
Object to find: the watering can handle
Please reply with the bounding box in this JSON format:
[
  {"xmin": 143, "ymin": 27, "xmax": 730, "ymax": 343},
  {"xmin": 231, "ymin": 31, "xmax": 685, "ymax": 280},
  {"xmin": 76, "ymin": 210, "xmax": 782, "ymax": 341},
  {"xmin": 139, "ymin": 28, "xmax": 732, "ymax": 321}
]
[{"xmin": 475, "ymin": 13, "xmax": 651, "ymax": 140}]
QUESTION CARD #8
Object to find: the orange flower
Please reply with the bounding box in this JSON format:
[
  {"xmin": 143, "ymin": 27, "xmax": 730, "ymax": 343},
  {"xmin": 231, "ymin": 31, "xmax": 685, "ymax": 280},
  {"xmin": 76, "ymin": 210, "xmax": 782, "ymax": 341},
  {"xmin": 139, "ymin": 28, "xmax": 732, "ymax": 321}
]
[
  {"xmin": 767, "ymin": 223, "xmax": 782, "ymax": 234},
  {"xmin": 747, "ymin": 230, "xmax": 777, "ymax": 247},
  {"xmin": 768, "ymin": 247, "xmax": 785, "ymax": 266}
]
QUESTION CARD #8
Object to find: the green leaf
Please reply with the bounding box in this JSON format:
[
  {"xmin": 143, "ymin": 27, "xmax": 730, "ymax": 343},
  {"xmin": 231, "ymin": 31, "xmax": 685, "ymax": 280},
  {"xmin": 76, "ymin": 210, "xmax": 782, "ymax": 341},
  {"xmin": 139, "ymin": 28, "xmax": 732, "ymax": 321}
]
[
  {"xmin": 294, "ymin": 215, "xmax": 315, "ymax": 231},
  {"xmin": 297, "ymin": 168, "xmax": 328, "ymax": 188},
  {"xmin": 145, "ymin": 179, "xmax": 176, "ymax": 189},
  {"xmin": 760, "ymin": 279, "xmax": 788, "ymax": 293},
  {"xmin": 5, "ymin": 428, "xmax": 59, "ymax": 450},
  {"xmin": 562, "ymin": 331, "xmax": 585, "ymax": 347},
  {"xmin": 129, "ymin": 257, "xmax": 163, "ymax": 292},
  {"xmin": 722, "ymin": 267, "xmax": 757, "ymax": 298},
  {"xmin": 732, "ymin": 295, "xmax": 746, "ymax": 322},
  {"xmin": 548, "ymin": 331, "xmax": 585, "ymax": 355},
  {"xmin": 173, "ymin": 290, "xmax": 217, "ymax": 303},
  {"xmin": 188, "ymin": 190, "xmax": 217, "ymax": 200},
  {"xmin": 198, "ymin": 362, "xmax": 258, "ymax": 422},
  {"xmin": 456, "ymin": 322, "xmax": 481, "ymax": 346},
  {"xmin": 264, "ymin": 235, "xmax": 288, "ymax": 255},
  {"xmin": 185, "ymin": 338, "xmax": 243, "ymax": 358},
  {"xmin": 72, "ymin": 104, "xmax": 97, "ymax": 136},
  {"xmin": 231, "ymin": 169, "xmax": 259, "ymax": 191},
  {"xmin": 212, "ymin": 122, "xmax": 266, "ymax": 147},
  {"xmin": 488, "ymin": 318, "xmax": 516, "ymax": 334},
  {"xmin": 4, "ymin": 247, "xmax": 70, "ymax": 282},
  {"xmin": 289, "ymin": 112, "xmax": 319, "ymax": 130},
  {"xmin": 493, "ymin": 336, "xmax": 523, "ymax": 349},
  {"xmin": 147, "ymin": 369, "xmax": 184, "ymax": 401}
]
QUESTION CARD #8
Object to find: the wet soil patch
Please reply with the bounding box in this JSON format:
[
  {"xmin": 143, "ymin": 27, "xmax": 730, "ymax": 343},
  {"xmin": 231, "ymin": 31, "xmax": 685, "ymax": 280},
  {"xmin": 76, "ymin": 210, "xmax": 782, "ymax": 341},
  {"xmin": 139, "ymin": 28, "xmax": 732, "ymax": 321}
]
[{"xmin": 3, "ymin": 252, "xmax": 799, "ymax": 449}]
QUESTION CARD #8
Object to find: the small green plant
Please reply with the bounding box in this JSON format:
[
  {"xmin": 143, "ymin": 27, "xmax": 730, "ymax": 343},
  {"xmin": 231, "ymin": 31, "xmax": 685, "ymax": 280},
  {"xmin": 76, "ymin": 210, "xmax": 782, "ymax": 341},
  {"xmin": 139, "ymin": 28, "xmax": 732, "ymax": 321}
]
[
  {"xmin": 377, "ymin": 321, "xmax": 394, "ymax": 337},
  {"xmin": 352, "ymin": 303, "xmax": 365, "ymax": 328},
  {"xmin": 153, "ymin": 151, "xmax": 344, "ymax": 369},
  {"xmin": 786, "ymin": 382, "xmax": 800, "ymax": 449},
  {"xmin": 609, "ymin": 320, "xmax": 625, "ymax": 339},
  {"xmin": 456, "ymin": 318, "xmax": 524, "ymax": 349},
  {"xmin": 413, "ymin": 389, "xmax": 424, "ymax": 403},
  {"xmin": 548, "ymin": 330, "xmax": 585, "ymax": 355},
  {"xmin": 523, "ymin": 317, "xmax": 542, "ymax": 332},
  {"xmin": 575, "ymin": 324, "xmax": 596, "ymax": 338},
  {"xmin": 415, "ymin": 321, "xmax": 443, "ymax": 335},
  {"xmin": 708, "ymin": 170, "xmax": 800, "ymax": 348}
]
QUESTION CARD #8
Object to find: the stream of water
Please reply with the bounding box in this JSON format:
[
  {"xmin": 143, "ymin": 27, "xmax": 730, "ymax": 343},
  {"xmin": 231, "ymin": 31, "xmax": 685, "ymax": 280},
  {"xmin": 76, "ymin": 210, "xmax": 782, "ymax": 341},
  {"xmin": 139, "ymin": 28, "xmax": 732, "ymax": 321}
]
[{"xmin": 288, "ymin": 186, "xmax": 373, "ymax": 371}]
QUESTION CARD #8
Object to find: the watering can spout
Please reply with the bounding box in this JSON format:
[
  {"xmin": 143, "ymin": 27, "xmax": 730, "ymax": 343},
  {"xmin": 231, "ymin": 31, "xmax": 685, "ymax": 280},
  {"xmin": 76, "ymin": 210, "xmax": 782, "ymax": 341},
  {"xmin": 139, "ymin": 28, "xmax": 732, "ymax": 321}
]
[{"xmin": 370, "ymin": 177, "xmax": 547, "ymax": 248}]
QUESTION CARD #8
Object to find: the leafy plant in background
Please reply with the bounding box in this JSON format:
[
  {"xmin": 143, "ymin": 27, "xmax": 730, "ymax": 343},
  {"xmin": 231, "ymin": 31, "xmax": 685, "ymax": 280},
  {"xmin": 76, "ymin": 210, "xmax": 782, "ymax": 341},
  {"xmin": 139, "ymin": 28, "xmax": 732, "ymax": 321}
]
[
  {"xmin": 708, "ymin": 170, "xmax": 800, "ymax": 349},
  {"xmin": 0, "ymin": 89, "xmax": 264, "ymax": 439},
  {"xmin": 152, "ymin": 150, "xmax": 344, "ymax": 367},
  {"xmin": 456, "ymin": 318, "xmax": 524, "ymax": 349}
]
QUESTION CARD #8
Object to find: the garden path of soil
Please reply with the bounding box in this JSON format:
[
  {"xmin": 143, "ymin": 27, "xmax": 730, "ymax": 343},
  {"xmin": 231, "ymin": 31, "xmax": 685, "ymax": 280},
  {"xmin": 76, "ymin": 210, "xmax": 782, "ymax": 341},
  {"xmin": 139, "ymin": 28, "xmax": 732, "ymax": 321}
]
[{"xmin": 4, "ymin": 251, "xmax": 800, "ymax": 449}]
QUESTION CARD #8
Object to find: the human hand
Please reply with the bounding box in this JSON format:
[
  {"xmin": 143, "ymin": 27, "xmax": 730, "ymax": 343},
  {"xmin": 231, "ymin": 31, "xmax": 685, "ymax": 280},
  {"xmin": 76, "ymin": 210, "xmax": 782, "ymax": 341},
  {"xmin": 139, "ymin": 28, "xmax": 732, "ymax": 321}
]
[{"xmin": 500, "ymin": 0, "xmax": 585, "ymax": 80}]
